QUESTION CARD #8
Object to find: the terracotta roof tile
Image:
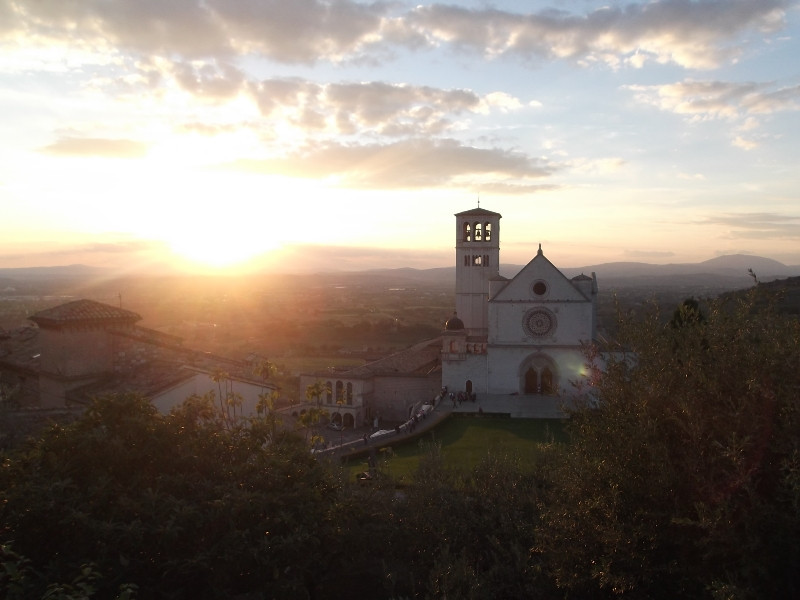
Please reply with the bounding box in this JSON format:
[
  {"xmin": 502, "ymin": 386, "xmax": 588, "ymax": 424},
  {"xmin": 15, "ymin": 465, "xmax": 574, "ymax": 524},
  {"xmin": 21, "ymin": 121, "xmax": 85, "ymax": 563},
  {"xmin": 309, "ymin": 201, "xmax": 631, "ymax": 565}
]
[
  {"xmin": 30, "ymin": 299, "xmax": 141, "ymax": 328},
  {"xmin": 340, "ymin": 338, "xmax": 442, "ymax": 378}
]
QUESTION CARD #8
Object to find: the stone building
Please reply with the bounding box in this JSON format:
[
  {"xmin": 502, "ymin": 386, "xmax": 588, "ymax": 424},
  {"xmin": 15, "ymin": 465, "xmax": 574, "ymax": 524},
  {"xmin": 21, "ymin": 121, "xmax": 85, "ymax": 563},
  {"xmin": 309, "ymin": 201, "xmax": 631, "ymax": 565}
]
[
  {"xmin": 0, "ymin": 299, "xmax": 275, "ymax": 415},
  {"xmin": 297, "ymin": 338, "xmax": 441, "ymax": 428},
  {"xmin": 298, "ymin": 204, "xmax": 599, "ymax": 429},
  {"xmin": 442, "ymin": 206, "xmax": 598, "ymax": 397}
]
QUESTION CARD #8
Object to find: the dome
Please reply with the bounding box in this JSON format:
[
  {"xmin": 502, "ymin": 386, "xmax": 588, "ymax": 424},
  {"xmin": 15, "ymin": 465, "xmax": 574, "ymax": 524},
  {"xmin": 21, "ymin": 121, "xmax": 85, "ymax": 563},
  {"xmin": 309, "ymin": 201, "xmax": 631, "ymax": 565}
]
[{"xmin": 445, "ymin": 312, "xmax": 465, "ymax": 331}]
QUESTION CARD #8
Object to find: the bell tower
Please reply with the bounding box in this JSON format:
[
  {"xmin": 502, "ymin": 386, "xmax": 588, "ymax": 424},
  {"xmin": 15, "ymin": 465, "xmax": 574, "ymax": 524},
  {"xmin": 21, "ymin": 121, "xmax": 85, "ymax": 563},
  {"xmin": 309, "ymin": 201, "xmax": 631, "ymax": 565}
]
[{"xmin": 454, "ymin": 206, "xmax": 501, "ymax": 337}]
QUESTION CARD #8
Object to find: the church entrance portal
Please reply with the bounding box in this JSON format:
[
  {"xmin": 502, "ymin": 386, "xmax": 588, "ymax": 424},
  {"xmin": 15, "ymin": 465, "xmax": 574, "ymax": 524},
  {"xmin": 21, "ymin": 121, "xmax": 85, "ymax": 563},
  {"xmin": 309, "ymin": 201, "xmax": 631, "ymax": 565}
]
[
  {"xmin": 522, "ymin": 360, "xmax": 557, "ymax": 395},
  {"xmin": 524, "ymin": 368, "xmax": 538, "ymax": 394}
]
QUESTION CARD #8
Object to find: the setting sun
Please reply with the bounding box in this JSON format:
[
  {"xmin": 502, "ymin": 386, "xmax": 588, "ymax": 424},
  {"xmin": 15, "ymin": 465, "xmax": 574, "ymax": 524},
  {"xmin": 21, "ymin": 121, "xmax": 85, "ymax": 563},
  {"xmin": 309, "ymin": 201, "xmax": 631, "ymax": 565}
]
[{"xmin": 166, "ymin": 230, "xmax": 274, "ymax": 269}]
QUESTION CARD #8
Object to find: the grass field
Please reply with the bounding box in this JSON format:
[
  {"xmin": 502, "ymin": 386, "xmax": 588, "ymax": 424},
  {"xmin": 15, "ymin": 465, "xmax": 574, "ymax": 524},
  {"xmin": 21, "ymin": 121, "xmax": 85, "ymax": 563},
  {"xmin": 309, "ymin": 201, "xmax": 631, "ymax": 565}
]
[{"xmin": 346, "ymin": 415, "xmax": 567, "ymax": 484}]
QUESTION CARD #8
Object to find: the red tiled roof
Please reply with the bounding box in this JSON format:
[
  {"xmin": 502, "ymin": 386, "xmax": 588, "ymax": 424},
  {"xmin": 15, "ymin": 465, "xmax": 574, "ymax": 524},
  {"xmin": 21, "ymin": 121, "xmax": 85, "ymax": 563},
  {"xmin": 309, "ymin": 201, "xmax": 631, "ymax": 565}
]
[
  {"xmin": 30, "ymin": 299, "xmax": 141, "ymax": 329},
  {"xmin": 339, "ymin": 338, "xmax": 442, "ymax": 378}
]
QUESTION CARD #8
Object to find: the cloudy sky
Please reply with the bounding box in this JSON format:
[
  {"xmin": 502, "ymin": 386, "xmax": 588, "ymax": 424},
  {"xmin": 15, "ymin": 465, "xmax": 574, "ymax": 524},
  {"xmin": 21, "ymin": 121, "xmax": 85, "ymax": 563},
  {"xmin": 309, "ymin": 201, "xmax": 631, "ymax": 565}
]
[{"xmin": 1, "ymin": 0, "xmax": 799, "ymax": 273}]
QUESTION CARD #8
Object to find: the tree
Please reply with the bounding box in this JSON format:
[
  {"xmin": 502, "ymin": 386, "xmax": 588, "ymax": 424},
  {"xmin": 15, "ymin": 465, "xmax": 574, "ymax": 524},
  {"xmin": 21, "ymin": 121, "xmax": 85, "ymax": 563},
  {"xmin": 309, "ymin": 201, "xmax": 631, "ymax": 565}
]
[
  {"xmin": 0, "ymin": 393, "xmax": 343, "ymax": 598},
  {"xmin": 209, "ymin": 367, "xmax": 229, "ymax": 419},
  {"xmin": 305, "ymin": 380, "xmax": 329, "ymax": 408},
  {"xmin": 541, "ymin": 292, "xmax": 800, "ymax": 598},
  {"xmin": 254, "ymin": 389, "xmax": 282, "ymax": 443},
  {"xmin": 252, "ymin": 359, "xmax": 276, "ymax": 384}
]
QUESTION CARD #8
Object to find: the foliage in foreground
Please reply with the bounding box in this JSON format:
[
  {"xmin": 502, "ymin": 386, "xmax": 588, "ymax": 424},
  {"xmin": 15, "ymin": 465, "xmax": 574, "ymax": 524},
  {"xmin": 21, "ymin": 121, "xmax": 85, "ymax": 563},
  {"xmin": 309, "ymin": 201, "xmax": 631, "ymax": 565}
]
[
  {"xmin": 0, "ymin": 394, "xmax": 340, "ymax": 598},
  {"xmin": 1, "ymin": 291, "xmax": 799, "ymax": 599},
  {"xmin": 541, "ymin": 291, "xmax": 800, "ymax": 598}
]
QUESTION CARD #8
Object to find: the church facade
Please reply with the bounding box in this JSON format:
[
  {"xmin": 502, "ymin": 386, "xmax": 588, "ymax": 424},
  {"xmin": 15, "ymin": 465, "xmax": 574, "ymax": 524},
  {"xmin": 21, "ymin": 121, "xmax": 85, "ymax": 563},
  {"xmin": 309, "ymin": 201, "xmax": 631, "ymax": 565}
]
[{"xmin": 441, "ymin": 207, "xmax": 598, "ymax": 398}]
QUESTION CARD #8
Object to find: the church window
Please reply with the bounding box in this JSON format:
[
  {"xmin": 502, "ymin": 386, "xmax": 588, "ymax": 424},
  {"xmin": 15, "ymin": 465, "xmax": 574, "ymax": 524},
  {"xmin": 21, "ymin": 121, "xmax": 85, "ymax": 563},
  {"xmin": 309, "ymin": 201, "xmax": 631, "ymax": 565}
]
[
  {"xmin": 532, "ymin": 280, "xmax": 548, "ymax": 296},
  {"xmin": 463, "ymin": 223, "xmax": 471, "ymax": 242},
  {"xmin": 472, "ymin": 255, "xmax": 482, "ymax": 266},
  {"xmin": 336, "ymin": 380, "xmax": 344, "ymax": 404},
  {"xmin": 484, "ymin": 223, "xmax": 492, "ymax": 241},
  {"xmin": 523, "ymin": 308, "xmax": 556, "ymax": 337},
  {"xmin": 346, "ymin": 382, "xmax": 353, "ymax": 405},
  {"xmin": 474, "ymin": 222, "xmax": 483, "ymax": 241},
  {"xmin": 483, "ymin": 255, "xmax": 490, "ymax": 267},
  {"xmin": 464, "ymin": 255, "xmax": 470, "ymax": 267},
  {"xmin": 326, "ymin": 382, "xmax": 333, "ymax": 403}
]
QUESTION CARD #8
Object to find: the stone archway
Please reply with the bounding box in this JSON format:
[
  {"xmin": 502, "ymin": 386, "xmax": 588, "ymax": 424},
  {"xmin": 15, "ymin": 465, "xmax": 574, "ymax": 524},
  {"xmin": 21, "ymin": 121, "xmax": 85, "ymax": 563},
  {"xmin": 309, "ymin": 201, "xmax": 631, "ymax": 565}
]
[
  {"xmin": 519, "ymin": 354, "xmax": 559, "ymax": 396},
  {"xmin": 343, "ymin": 413, "xmax": 355, "ymax": 429}
]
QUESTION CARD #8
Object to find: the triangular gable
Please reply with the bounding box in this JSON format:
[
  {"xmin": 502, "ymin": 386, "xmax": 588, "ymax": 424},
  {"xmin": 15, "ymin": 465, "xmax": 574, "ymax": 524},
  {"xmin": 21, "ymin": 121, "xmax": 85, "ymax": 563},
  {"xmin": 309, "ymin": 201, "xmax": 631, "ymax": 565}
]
[{"xmin": 492, "ymin": 248, "xmax": 588, "ymax": 302}]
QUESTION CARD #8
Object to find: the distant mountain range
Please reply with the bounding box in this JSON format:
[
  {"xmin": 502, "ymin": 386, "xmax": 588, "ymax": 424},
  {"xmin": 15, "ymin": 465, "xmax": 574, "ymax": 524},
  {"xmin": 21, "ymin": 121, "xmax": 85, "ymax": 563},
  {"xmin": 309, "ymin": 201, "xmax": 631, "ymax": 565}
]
[
  {"xmin": 359, "ymin": 254, "xmax": 799, "ymax": 291},
  {"xmin": 1, "ymin": 255, "xmax": 798, "ymax": 293}
]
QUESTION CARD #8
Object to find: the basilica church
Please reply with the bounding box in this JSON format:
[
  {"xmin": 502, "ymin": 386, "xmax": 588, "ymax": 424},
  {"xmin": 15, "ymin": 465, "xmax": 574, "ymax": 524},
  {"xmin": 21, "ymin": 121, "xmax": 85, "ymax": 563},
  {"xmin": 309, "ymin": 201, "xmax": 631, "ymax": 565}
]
[
  {"xmin": 297, "ymin": 204, "xmax": 598, "ymax": 427},
  {"xmin": 441, "ymin": 206, "xmax": 598, "ymax": 398}
]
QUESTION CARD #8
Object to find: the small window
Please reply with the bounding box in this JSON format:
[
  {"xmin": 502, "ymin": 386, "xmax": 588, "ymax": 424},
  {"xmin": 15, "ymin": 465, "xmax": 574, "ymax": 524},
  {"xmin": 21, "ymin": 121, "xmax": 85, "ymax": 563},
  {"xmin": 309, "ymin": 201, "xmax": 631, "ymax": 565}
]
[
  {"xmin": 463, "ymin": 223, "xmax": 471, "ymax": 242},
  {"xmin": 474, "ymin": 222, "xmax": 482, "ymax": 241},
  {"xmin": 532, "ymin": 280, "xmax": 548, "ymax": 296},
  {"xmin": 483, "ymin": 255, "xmax": 490, "ymax": 267},
  {"xmin": 473, "ymin": 255, "xmax": 482, "ymax": 266},
  {"xmin": 484, "ymin": 223, "xmax": 492, "ymax": 241}
]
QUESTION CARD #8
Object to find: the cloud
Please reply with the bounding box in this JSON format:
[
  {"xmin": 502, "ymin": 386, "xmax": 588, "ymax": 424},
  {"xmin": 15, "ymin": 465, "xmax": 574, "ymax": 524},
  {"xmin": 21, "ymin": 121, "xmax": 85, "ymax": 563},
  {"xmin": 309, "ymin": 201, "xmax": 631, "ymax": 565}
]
[
  {"xmin": 626, "ymin": 78, "xmax": 800, "ymax": 147},
  {"xmin": 39, "ymin": 137, "xmax": 149, "ymax": 158},
  {"xmin": 628, "ymin": 79, "xmax": 800, "ymax": 121},
  {"xmin": 4, "ymin": 0, "xmax": 230, "ymax": 58},
  {"xmin": 568, "ymin": 157, "xmax": 627, "ymax": 174},
  {"xmin": 223, "ymin": 138, "xmax": 555, "ymax": 189},
  {"xmin": 171, "ymin": 60, "xmax": 247, "ymax": 100},
  {"xmin": 248, "ymin": 79, "xmax": 485, "ymax": 137},
  {"xmin": 3, "ymin": 0, "xmax": 388, "ymax": 63},
  {"xmin": 470, "ymin": 182, "xmax": 560, "ymax": 196},
  {"xmin": 0, "ymin": 239, "xmax": 166, "ymax": 263},
  {"xmin": 403, "ymin": 0, "xmax": 788, "ymax": 69},
  {"xmin": 698, "ymin": 212, "xmax": 800, "ymax": 240},
  {"xmin": 732, "ymin": 136, "xmax": 759, "ymax": 150},
  {"xmin": 3, "ymin": 0, "xmax": 787, "ymax": 69},
  {"xmin": 742, "ymin": 83, "xmax": 800, "ymax": 114}
]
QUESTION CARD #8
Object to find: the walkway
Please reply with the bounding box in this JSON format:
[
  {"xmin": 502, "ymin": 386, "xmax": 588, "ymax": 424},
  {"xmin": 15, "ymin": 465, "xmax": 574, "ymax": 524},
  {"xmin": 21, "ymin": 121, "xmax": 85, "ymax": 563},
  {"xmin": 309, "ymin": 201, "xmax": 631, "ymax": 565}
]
[
  {"xmin": 443, "ymin": 392, "xmax": 571, "ymax": 419},
  {"xmin": 320, "ymin": 393, "xmax": 573, "ymax": 459}
]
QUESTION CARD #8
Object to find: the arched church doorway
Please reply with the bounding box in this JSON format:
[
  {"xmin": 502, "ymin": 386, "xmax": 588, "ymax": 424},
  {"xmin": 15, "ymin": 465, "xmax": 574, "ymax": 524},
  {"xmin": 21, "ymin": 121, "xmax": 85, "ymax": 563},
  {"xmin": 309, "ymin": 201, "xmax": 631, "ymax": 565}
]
[
  {"xmin": 524, "ymin": 368, "xmax": 538, "ymax": 394},
  {"xmin": 520, "ymin": 355, "xmax": 558, "ymax": 395},
  {"xmin": 465, "ymin": 380, "xmax": 473, "ymax": 395},
  {"xmin": 541, "ymin": 368, "xmax": 554, "ymax": 394},
  {"xmin": 343, "ymin": 413, "xmax": 355, "ymax": 429}
]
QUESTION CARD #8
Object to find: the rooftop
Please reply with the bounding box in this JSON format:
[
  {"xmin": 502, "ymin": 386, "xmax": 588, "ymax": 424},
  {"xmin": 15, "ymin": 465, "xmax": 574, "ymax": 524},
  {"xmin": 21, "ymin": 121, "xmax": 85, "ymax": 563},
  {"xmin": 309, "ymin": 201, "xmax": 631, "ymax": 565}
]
[
  {"xmin": 337, "ymin": 338, "xmax": 442, "ymax": 379},
  {"xmin": 30, "ymin": 299, "xmax": 141, "ymax": 329}
]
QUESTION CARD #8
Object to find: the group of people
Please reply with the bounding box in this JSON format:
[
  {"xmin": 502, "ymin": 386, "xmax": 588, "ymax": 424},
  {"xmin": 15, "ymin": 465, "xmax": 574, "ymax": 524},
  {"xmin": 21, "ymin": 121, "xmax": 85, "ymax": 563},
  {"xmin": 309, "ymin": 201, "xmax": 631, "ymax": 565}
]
[{"xmin": 444, "ymin": 387, "xmax": 477, "ymax": 408}]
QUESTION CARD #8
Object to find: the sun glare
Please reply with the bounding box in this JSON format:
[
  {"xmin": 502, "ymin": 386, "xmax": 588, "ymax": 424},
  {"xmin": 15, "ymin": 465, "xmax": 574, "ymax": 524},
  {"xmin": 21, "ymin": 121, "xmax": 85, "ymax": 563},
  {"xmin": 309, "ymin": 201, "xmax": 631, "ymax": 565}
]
[{"xmin": 162, "ymin": 227, "xmax": 280, "ymax": 269}]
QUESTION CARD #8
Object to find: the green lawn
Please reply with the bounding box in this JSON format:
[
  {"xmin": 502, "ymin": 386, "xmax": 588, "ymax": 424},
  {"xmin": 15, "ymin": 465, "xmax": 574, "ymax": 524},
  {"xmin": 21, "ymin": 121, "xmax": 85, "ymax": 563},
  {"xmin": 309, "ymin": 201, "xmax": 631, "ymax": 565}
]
[{"xmin": 346, "ymin": 415, "xmax": 567, "ymax": 484}]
